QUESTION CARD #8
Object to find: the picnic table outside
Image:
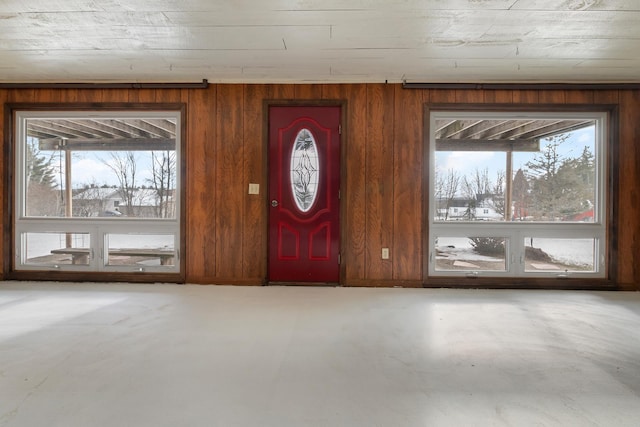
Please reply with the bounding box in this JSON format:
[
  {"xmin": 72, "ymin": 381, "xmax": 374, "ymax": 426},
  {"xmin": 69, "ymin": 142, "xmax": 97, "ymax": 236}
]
[{"xmin": 50, "ymin": 247, "xmax": 175, "ymax": 265}]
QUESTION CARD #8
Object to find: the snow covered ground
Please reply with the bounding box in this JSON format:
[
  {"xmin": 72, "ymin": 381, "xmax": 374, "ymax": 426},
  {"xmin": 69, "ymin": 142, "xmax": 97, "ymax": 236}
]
[{"xmin": 436, "ymin": 237, "xmax": 594, "ymax": 267}]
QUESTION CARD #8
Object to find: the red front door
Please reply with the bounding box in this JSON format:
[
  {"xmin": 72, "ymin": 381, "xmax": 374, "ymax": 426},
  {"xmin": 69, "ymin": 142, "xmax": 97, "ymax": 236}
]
[{"xmin": 268, "ymin": 106, "xmax": 341, "ymax": 283}]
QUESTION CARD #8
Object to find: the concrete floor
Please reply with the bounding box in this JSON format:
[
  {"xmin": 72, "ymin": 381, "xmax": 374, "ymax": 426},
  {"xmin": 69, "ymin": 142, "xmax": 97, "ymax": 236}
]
[{"xmin": 1, "ymin": 282, "xmax": 639, "ymax": 427}]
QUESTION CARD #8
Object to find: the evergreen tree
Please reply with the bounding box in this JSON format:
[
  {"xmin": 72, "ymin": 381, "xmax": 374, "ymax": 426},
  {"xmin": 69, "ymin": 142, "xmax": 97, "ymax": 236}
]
[
  {"xmin": 26, "ymin": 140, "xmax": 57, "ymax": 188},
  {"xmin": 489, "ymin": 170, "xmax": 506, "ymax": 219},
  {"xmin": 525, "ymin": 134, "xmax": 567, "ymax": 220},
  {"xmin": 525, "ymin": 134, "xmax": 595, "ymax": 220},
  {"xmin": 25, "ymin": 141, "xmax": 60, "ymax": 216},
  {"xmin": 574, "ymin": 146, "xmax": 595, "ymax": 207},
  {"xmin": 512, "ymin": 168, "xmax": 530, "ymax": 220}
]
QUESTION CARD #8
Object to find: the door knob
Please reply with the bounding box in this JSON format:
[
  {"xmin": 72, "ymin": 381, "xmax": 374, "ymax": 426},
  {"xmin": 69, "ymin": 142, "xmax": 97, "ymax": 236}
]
[{"xmin": 271, "ymin": 199, "xmax": 279, "ymax": 207}]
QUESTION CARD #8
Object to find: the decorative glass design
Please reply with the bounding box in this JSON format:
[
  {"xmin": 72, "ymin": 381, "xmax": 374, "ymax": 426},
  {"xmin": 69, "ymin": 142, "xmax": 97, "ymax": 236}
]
[{"xmin": 290, "ymin": 128, "xmax": 319, "ymax": 212}]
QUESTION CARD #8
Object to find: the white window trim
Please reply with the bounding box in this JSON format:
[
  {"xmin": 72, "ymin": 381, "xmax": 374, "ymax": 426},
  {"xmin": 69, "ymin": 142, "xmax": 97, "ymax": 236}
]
[
  {"xmin": 428, "ymin": 110, "xmax": 608, "ymax": 279},
  {"xmin": 14, "ymin": 110, "xmax": 181, "ymax": 273}
]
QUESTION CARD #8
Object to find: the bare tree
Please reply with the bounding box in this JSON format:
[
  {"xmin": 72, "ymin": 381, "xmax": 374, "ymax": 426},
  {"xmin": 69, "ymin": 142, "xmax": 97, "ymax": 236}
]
[
  {"xmin": 148, "ymin": 150, "xmax": 176, "ymax": 218},
  {"xmin": 104, "ymin": 152, "xmax": 137, "ymax": 216},
  {"xmin": 73, "ymin": 181, "xmax": 114, "ymax": 217},
  {"xmin": 461, "ymin": 168, "xmax": 492, "ymax": 220},
  {"xmin": 435, "ymin": 169, "xmax": 460, "ymax": 220}
]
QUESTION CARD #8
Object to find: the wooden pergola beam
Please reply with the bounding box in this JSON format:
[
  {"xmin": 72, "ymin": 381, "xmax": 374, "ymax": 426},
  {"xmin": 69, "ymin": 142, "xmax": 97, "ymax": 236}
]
[
  {"xmin": 515, "ymin": 120, "xmax": 594, "ymax": 140},
  {"xmin": 436, "ymin": 118, "xmax": 595, "ymax": 142},
  {"xmin": 39, "ymin": 137, "xmax": 176, "ymax": 151},
  {"xmin": 436, "ymin": 139, "xmax": 539, "ymax": 152}
]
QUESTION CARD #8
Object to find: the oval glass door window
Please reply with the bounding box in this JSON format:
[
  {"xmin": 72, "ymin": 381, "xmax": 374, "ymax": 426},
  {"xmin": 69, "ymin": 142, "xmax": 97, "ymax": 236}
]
[{"xmin": 290, "ymin": 128, "xmax": 319, "ymax": 212}]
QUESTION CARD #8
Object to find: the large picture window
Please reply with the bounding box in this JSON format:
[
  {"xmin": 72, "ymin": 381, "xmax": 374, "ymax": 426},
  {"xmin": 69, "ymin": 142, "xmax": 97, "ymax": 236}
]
[
  {"xmin": 14, "ymin": 109, "xmax": 182, "ymax": 274},
  {"xmin": 428, "ymin": 109, "xmax": 608, "ymax": 279}
]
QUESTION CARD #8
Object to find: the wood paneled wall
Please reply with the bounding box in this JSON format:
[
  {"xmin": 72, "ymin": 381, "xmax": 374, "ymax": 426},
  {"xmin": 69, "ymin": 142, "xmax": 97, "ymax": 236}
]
[{"xmin": 1, "ymin": 84, "xmax": 638, "ymax": 290}]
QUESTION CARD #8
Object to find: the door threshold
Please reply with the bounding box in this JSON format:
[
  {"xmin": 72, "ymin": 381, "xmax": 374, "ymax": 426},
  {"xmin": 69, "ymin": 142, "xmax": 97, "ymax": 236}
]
[{"xmin": 267, "ymin": 281, "xmax": 340, "ymax": 287}]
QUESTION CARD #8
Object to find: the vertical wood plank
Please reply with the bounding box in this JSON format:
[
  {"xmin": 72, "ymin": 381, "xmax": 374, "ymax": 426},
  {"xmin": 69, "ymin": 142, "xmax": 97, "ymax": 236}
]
[
  {"xmin": 215, "ymin": 85, "xmax": 245, "ymax": 279},
  {"xmin": 484, "ymin": 90, "xmax": 513, "ymax": 104},
  {"xmin": 185, "ymin": 86, "xmax": 217, "ymax": 281},
  {"xmin": 341, "ymin": 84, "xmax": 368, "ymax": 283},
  {"xmin": 318, "ymin": 84, "xmax": 368, "ymax": 284},
  {"xmin": 617, "ymin": 90, "xmax": 640, "ymax": 289},
  {"xmin": 429, "ymin": 89, "xmax": 456, "ymax": 104},
  {"xmin": 512, "ymin": 90, "xmax": 539, "ymax": 104},
  {"xmin": 320, "ymin": 84, "xmax": 341, "ymax": 99},
  {"xmin": 100, "ymin": 89, "xmax": 126, "ymax": 103},
  {"xmin": 294, "ymin": 84, "xmax": 323, "ymax": 99},
  {"xmin": 0, "ymin": 91, "xmax": 6, "ymax": 274},
  {"xmin": 455, "ymin": 89, "xmax": 485, "ymax": 103},
  {"xmin": 5, "ymin": 88, "xmax": 36, "ymax": 103},
  {"xmin": 365, "ymin": 84, "xmax": 395, "ymax": 282},
  {"xmin": 242, "ymin": 84, "xmax": 270, "ymax": 282},
  {"xmin": 157, "ymin": 88, "xmax": 185, "ymax": 103},
  {"xmin": 564, "ymin": 90, "xmax": 594, "ymax": 104},
  {"xmin": 269, "ymin": 84, "xmax": 295, "ymax": 99},
  {"xmin": 75, "ymin": 90, "xmax": 104, "ymax": 103},
  {"xmin": 538, "ymin": 90, "xmax": 565, "ymax": 104},
  {"xmin": 127, "ymin": 89, "xmax": 156, "ymax": 103},
  {"xmin": 61, "ymin": 89, "xmax": 79, "ymax": 103},
  {"xmin": 594, "ymin": 90, "xmax": 619, "ymax": 105},
  {"xmin": 38, "ymin": 89, "xmax": 63, "ymax": 103},
  {"xmin": 392, "ymin": 85, "xmax": 423, "ymax": 281}
]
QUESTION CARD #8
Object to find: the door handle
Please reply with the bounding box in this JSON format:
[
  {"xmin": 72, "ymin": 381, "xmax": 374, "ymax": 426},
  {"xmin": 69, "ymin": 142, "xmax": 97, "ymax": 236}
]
[{"xmin": 271, "ymin": 199, "xmax": 279, "ymax": 207}]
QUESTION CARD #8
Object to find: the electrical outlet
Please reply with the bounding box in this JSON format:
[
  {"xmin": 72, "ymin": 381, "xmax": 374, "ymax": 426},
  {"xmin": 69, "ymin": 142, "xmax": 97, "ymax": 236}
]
[{"xmin": 381, "ymin": 248, "xmax": 390, "ymax": 259}]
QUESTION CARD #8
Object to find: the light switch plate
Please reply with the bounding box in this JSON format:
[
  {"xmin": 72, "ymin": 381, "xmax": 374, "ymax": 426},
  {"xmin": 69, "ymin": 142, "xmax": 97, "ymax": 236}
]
[
  {"xmin": 248, "ymin": 183, "xmax": 260, "ymax": 194},
  {"xmin": 382, "ymin": 248, "xmax": 390, "ymax": 259}
]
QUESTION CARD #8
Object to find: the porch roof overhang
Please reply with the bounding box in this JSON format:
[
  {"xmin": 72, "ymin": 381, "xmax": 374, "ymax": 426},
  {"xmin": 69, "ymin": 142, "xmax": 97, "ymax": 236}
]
[
  {"xmin": 435, "ymin": 118, "xmax": 594, "ymax": 152},
  {"xmin": 30, "ymin": 118, "xmax": 176, "ymax": 151}
]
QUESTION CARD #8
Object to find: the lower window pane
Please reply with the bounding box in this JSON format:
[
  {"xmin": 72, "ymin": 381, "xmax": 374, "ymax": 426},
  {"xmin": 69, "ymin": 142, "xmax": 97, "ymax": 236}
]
[
  {"xmin": 524, "ymin": 238, "xmax": 596, "ymax": 272},
  {"xmin": 435, "ymin": 237, "xmax": 507, "ymax": 272},
  {"xmin": 105, "ymin": 233, "xmax": 175, "ymax": 267},
  {"xmin": 24, "ymin": 232, "xmax": 91, "ymax": 266}
]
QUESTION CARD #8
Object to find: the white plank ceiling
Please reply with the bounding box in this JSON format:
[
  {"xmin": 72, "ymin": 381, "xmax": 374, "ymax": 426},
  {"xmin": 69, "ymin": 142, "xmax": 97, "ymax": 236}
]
[{"xmin": 1, "ymin": 0, "xmax": 639, "ymax": 84}]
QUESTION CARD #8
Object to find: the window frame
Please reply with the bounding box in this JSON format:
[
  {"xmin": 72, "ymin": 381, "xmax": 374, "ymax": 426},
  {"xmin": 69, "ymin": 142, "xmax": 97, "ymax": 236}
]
[
  {"xmin": 424, "ymin": 103, "xmax": 618, "ymax": 287},
  {"xmin": 6, "ymin": 103, "xmax": 186, "ymax": 282}
]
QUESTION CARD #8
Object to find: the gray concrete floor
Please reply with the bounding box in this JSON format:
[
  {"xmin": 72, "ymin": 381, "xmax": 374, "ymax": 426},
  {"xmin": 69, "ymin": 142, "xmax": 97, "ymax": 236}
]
[{"xmin": 1, "ymin": 282, "xmax": 639, "ymax": 427}]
